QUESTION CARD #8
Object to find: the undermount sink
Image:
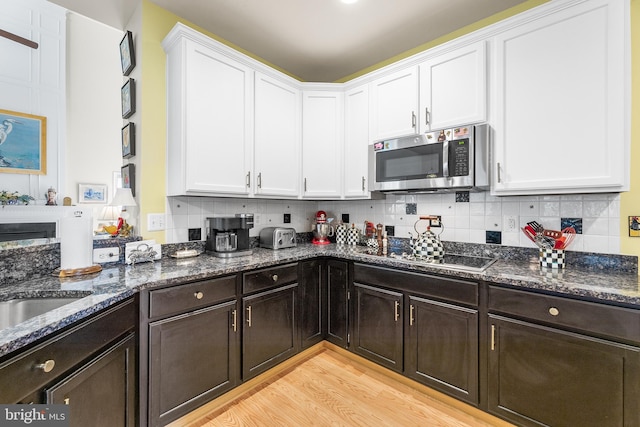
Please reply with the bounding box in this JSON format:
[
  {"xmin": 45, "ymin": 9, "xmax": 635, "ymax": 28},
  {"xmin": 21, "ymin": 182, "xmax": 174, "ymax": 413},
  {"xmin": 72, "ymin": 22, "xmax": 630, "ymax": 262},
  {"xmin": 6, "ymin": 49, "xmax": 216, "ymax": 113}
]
[{"xmin": 0, "ymin": 297, "xmax": 83, "ymax": 330}]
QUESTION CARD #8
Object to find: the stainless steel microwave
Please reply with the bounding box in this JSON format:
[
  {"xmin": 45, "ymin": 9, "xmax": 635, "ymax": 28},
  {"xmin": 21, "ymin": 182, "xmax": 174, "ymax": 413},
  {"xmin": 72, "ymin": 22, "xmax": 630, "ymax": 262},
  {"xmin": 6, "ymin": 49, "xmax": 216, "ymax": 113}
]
[{"xmin": 368, "ymin": 124, "xmax": 489, "ymax": 193}]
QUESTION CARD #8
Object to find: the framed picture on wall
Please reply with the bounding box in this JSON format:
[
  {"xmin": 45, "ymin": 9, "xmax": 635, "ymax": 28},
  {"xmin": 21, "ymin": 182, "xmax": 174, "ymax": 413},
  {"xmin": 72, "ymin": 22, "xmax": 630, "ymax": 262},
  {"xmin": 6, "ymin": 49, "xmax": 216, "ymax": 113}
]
[
  {"xmin": 0, "ymin": 109, "xmax": 47, "ymax": 175},
  {"xmin": 119, "ymin": 30, "xmax": 135, "ymax": 76},
  {"xmin": 121, "ymin": 122, "xmax": 135, "ymax": 158},
  {"xmin": 121, "ymin": 163, "xmax": 135, "ymax": 197},
  {"xmin": 121, "ymin": 78, "xmax": 135, "ymax": 119},
  {"xmin": 78, "ymin": 183, "xmax": 107, "ymax": 203}
]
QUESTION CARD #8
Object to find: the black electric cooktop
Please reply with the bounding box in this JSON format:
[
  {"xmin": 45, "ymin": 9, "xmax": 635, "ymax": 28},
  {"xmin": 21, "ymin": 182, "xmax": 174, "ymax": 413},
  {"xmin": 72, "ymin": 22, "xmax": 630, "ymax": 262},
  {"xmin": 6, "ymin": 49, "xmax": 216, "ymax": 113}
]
[{"xmin": 388, "ymin": 252, "xmax": 497, "ymax": 272}]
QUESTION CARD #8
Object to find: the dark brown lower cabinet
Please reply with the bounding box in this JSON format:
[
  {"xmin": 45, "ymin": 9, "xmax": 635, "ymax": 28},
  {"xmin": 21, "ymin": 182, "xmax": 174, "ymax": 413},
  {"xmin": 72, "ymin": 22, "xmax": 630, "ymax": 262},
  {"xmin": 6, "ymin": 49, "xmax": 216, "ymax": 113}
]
[
  {"xmin": 488, "ymin": 315, "xmax": 640, "ymax": 427},
  {"xmin": 242, "ymin": 284, "xmax": 298, "ymax": 380},
  {"xmin": 299, "ymin": 260, "xmax": 324, "ymax": 350},
  {"xmin": 405, "ymin": 296, "xmax": 478, "ymax": 405},
  {"xmin": 352, "ymin": 283, "xmax": 403, "ymax": 372},
  {"xmin": 46, "ymin": 333, "xmax": 136, "ymax": 427},
  {"xmin": 148, "ymin": 300, "xmax": 238, "ymax": 426},
  {"xmin": 326, "ymin": 259, "xmax": 349, "ymax": 348}
]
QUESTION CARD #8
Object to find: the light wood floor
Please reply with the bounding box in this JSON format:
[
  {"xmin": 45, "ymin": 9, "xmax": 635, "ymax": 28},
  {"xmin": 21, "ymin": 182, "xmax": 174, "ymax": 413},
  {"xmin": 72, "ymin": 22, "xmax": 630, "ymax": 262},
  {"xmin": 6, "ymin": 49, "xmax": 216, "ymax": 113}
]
[{"xmin": 181, "ymin": 347, "xmax": 513, "ymax": 427}]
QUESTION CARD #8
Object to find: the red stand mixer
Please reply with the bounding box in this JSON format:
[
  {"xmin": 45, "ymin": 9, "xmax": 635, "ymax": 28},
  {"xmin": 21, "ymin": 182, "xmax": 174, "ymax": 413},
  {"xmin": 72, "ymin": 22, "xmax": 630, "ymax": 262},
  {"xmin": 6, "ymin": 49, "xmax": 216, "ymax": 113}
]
[{"xmin": 312, "ymin": 210, "xmax": 334, "ymax": 245}]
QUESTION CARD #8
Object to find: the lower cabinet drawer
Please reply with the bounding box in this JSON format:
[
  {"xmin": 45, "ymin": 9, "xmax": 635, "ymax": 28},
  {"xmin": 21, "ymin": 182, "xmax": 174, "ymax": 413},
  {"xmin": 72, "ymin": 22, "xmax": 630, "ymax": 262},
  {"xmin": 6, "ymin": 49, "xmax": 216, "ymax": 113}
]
[
  {"xmin": 353, "ymin": 263, "xmax": 478, "ymax": 307},
  {"xmin": 149, "ymin": 275, "xmax": 236, "ymax": 319},
  {"xmin": 488, "ymin": 285, "xmax": 640, "ymax": 343},
  {"xmin": 243, "ymin": 263, "xmax": 298, "ymax": 294}
]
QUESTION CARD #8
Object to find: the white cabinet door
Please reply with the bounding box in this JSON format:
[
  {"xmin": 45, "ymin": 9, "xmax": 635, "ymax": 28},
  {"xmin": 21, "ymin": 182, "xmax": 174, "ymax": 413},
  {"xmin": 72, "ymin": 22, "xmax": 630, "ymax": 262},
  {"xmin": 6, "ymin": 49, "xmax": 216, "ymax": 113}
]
[
  {"xmin": 491, "ymin": 0, "xmax": 628, "ymax": 195},
  {"xmin": 419, "ymin": 41, "xmax": 486, "ymax": 132},
  {"xmin": 369, "ymin": 67, "xmax": 419, "ymax": 141},
  {"xmin": 254, "ymin": 73, "xmax": 300, "ymax": 197},
  {"xmin": 166, "ymin": 38, "xmax": 253, "ymax": 196},
  {"xmin": 343, "ymin": 84, "xmax": 370, "ymax": 198},
  {"xmin": 302, "ymin": 90, "xmax": 343, "ymax": 199}
]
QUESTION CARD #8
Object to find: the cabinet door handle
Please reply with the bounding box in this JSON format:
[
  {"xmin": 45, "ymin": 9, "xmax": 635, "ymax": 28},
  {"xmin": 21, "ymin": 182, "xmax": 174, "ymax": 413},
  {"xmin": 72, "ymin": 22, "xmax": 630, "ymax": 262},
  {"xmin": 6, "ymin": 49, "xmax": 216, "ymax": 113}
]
[
  {"xmin": 35, "ymin": 359, "xmax": 55, "ymax": 373},
  {"xmin": 304, "ymin": 178, "xmax": 307, "ymax": 192},
  {"xmin": 491, "ymin": 324, "xmax": 496, "ymax": 351},
  {"xmin": 361, "ymin": 176, "xmax": 366, "ymax": 192},
  {"xmin": 272, "ymin": 274, "xmax": 278, "ymax": 282},
  {"xmin": 394, "ymin": 301, "xmax": 400, "ymax": 322},
  {"xmin": 497, "ymin": 162, "xmax": 502, "ymax": 183},
  {"xmin": 246, "ymin": 306, "xmax": 252, "ymax": 327},
  {"xmin": 410, "ymin": 304, "xmax": 414, "ymax": 326},
  {"xmin": 411, "ymin": 111, "xmax": 416, "ymax": 128},
  {"xmin": 257, "ymin": 172, "xmax": 262, "ymax": 189},
  {"xmin": 425, "ymin": 107, "xmax": 430, "ymax": 125},
  {"xmin": 232, "ymin": 309, "xmax": 237, "ymax": 332},
  {"xmin": 246, "ymin": 171, "xmax": 251, "ymax": 188},
  {"xmin": 194, "ymin": 291, "xmax": 203, "ymax": 300}
]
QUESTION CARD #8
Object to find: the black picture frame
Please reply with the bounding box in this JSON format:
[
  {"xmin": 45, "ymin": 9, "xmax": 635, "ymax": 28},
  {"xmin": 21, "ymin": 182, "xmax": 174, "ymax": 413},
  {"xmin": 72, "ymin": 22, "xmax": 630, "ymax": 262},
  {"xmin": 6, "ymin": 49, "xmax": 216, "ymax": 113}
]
[
  {"xmin": 121, "ymin": 122, "xmax": 135, "ymax": 158},
  {"xmin": 121, "ymin": 78, "xmax": 135, "ymax": 119},
  {"xmin": 119, "ymin": 30, "xmax": 135, "ymax": 76},
  {"xmin": 121, "ymin": 163, "xmax": 135, "ymax": 197}
]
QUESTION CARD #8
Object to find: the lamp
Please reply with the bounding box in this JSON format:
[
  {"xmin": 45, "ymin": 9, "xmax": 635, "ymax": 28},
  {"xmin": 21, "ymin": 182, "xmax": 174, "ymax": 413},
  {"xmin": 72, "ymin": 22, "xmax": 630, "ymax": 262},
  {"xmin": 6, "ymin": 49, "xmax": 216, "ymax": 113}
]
[
  {"xmin": 110, "ymin": 188, "xmax": 137, "ymax": 236},
  {"xmin": 98, "ymin": 205, "xmax": 121, "ymax": 236}
]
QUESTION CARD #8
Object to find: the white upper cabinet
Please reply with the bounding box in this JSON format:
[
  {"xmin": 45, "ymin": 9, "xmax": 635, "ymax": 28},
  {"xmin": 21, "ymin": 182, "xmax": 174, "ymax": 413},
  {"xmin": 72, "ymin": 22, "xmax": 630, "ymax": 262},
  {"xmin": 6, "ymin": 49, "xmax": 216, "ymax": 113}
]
[
  {"xmin": 302, "ymin": 89, "xmax": 344, "ymax": 199},
  {"xmin": 419, "ymin": 41, "xmax": 487, "ymax": 132},
  {"xmin": 369, "ymin": 67, "xmax": 419, "ymax": 141},
  {"xmin": 254, "ymin": 72, "xmax": 301, "ymax": 197},
  {"xmin": 343, "ymin": 84, "xmax": 370, "ymax": 198},
  {"xmin": 165, "ymin": 35, "xmax": 253, "ymax": 196},
  {"xmin": 491, "ymin": 0, "xmax": 628, "ymax": 195}
]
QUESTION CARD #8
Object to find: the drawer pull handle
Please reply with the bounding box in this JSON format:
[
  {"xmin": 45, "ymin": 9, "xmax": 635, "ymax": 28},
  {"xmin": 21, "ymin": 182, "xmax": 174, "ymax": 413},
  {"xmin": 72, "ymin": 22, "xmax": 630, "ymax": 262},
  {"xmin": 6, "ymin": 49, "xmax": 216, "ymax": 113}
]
[
  {"xmin": 194, "ymin": 291, "xmax": 204, "ymax": 300},
  {"xmin": 36, "ymin": 359, "xmax": 55, "ymax": 373},
  {"xmin": 272, "ymin": 274, "xmax": 278, "ymax": 282},
  {"xmin": 548, "ymin": 307, "xmax": 560, "ymax": 316}
]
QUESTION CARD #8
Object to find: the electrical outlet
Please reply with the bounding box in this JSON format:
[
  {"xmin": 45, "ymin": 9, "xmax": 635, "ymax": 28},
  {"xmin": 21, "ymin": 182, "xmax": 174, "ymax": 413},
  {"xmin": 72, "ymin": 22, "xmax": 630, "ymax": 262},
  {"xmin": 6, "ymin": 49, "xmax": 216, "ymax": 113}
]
[
  {"xmin": 504, "ymin": 215, "xmax": 518, "ymax": 232},
  {"xmin": 93, "ymin": 247, "xmax": 121, "ymax": 263},
  {"xmin": 147, "ymin": 213, "xmax": 166, "ymax": 231},
  {"xmin": 430, "ymin": 216, "xmax": 442, "ymax": 227}
]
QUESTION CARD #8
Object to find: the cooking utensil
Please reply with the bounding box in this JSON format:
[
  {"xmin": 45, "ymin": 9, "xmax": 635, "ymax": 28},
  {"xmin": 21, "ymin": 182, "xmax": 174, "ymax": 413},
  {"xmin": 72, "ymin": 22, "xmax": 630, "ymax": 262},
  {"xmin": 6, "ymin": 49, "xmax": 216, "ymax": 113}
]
[
  {"xmin": 554, "ymin": 226, "xmax": 576, "ymax": 249},
  {"xmin": 527, "ymin": 221, "xmax": 544, "ymax": 233},
  {"xmin": 543, "ymin": 229, "xmax": 563, "ymax": 239}
]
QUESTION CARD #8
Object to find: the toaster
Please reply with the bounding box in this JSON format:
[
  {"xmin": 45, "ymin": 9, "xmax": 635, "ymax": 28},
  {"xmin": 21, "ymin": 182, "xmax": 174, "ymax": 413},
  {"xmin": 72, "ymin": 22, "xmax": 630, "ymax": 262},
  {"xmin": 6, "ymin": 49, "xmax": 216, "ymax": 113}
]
[{"xmin": 259, "ymin": 227, "xmax": 297, "ymax": 249}]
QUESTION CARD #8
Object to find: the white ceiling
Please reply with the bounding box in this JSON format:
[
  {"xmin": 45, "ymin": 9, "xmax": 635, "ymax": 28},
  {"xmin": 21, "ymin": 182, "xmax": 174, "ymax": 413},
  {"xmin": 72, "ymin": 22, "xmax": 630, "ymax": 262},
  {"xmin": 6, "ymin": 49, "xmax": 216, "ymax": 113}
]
[{"xmin": 48, "ymin": 0, "xmax": 530, "ymax": 82}]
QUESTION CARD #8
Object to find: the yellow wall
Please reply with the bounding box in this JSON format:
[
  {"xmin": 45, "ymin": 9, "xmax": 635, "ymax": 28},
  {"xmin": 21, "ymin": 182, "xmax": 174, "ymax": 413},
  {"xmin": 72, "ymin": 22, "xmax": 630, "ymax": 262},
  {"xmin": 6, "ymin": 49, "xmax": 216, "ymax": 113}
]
[
  {"xmin": 620, "ymin": 0, "xmax": 640, "ymax": 257},
  {"xmin": 140, "ymin": 0, "xmax": 638, "ymax": 261}
]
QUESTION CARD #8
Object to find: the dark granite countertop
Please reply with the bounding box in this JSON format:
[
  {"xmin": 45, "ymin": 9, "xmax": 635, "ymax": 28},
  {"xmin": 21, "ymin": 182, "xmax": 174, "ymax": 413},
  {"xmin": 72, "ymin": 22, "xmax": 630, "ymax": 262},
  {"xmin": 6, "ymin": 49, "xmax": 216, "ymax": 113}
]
[{"xmin": 1, "ymin": 243, "xmax": 639, "ymax": 358}]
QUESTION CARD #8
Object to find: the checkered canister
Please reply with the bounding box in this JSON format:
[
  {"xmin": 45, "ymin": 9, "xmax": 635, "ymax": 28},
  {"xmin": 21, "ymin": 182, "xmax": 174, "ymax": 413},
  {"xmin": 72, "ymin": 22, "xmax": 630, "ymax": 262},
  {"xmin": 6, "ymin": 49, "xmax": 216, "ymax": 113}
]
[{"xmin": 539, "ymin": 249, "xmax": 565, "ymax": 269}]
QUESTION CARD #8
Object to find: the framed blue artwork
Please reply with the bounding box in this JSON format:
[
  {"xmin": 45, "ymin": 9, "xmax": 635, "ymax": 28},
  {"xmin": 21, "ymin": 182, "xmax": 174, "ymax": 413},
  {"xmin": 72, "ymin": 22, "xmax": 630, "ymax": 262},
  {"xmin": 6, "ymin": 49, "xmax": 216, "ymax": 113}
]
[{"xmin": 0, "ymin": 109, "xmax": 46, "ymax": 175}]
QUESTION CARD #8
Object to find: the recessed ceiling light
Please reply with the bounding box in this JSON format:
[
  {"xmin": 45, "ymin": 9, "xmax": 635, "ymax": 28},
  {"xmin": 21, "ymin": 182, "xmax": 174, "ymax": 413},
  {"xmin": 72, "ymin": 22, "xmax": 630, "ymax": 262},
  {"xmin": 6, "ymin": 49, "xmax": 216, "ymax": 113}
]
[{"xmin": 341, "ymin": 0, "xmax": 358, "ymax": 4}]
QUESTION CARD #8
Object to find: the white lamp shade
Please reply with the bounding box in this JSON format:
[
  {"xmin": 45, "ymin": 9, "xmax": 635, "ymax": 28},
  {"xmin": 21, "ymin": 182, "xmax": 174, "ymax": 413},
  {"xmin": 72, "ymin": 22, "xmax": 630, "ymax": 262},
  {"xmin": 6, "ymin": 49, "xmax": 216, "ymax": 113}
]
[
  {"xmin": 99, "ymin": 205, "xmax": 121, "ymax": 221},
  {"xmin": 111, "ymin": 188, "xmax": 136, "ymax": 207}
]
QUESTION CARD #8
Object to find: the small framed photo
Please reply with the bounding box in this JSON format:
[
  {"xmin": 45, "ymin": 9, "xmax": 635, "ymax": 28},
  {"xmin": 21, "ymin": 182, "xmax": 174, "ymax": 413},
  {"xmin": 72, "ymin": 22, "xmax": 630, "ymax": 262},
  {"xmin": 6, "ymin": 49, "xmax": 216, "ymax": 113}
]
[
  {"xmin": 119, "ymin": 30, "xmax": 135, "ymax": 76},
  {"xmin": 121, "ymin": 163, "xmax": 135, "ymax": 197},
  {"xmin": 629, "ymin": 216, "xmax": 640, "ymax": 237},
  {"xmin": 78, "ymin": 183, "xmax": 107, "ymax": 203},
  {"xmin": 121, "ymin": 78, "xmax": 136, "ymax": 119},
  {"xmin": 121, "ymin": 122, "xmax": 135, "ymax": 158}
]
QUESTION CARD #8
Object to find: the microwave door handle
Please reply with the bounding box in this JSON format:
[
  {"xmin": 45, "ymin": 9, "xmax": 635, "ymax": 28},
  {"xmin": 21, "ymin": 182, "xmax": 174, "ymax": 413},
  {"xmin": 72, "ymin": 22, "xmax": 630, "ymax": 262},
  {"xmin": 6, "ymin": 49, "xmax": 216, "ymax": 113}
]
[{"xmin": 442, "ymin": 140, "xmax": 450, "ymax": 177}]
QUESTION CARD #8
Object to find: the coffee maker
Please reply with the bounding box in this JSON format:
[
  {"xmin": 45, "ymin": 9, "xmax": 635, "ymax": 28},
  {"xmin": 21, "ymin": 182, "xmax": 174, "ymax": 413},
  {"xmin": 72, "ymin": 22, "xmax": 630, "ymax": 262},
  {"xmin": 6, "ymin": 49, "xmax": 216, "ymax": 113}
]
[{"xmin": 206, "ymin": 214, "xmax": 254, "ymax": 258}]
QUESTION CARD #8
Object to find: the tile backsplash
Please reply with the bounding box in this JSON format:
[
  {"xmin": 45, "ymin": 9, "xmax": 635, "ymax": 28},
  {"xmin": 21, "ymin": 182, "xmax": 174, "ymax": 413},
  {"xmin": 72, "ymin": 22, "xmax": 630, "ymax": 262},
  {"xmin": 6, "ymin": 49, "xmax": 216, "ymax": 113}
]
[{"xmin": 166, "ymin": 192, "xmax": 621, "ymax": 254}]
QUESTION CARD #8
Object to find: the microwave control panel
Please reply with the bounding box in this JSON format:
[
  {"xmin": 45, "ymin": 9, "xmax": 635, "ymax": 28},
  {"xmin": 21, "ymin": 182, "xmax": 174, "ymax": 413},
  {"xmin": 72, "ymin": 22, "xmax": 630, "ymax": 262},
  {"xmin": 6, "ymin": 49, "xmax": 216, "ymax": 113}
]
[{"xmin": 449, "ymin": 138, "xmax": 470, "ymax": 177}]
